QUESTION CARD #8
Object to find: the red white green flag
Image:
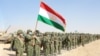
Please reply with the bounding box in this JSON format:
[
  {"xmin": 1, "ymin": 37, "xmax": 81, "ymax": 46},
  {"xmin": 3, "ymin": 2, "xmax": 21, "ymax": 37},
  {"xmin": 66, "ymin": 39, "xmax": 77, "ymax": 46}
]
[{"xmin": 37, "ymin": 2, "xmax": 66, "ymax": 32}]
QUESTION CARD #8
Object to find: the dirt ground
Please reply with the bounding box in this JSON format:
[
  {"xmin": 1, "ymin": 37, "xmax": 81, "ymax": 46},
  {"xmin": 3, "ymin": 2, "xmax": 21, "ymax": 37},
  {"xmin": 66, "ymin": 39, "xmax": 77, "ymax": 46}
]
[{"xmin": 0, "ymin": 40, "xmax": 100, "ymax": 56}]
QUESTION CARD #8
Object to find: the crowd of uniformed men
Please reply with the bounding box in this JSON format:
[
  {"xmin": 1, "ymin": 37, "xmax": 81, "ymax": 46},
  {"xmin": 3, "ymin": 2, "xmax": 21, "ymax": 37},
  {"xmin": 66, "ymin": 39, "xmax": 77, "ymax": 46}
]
[{"xmin": 9, "ymin": 29, "xmax": 100, "ymax": 56}]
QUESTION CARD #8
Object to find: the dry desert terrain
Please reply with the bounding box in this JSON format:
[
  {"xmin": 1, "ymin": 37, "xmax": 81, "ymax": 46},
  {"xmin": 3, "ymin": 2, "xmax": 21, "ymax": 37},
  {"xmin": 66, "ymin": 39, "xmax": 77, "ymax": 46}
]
[{"xmin": 0, "ymin": 40, "xmax": 100, "ymax": 56}]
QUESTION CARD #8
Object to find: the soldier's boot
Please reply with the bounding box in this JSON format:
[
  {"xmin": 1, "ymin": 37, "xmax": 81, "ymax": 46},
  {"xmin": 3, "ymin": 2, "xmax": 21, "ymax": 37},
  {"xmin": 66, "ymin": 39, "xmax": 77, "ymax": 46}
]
[
  {"xmin": 54, "ymin": 53, "xmax": 57, "ymax": 56},
  {"xmin": 67, "ymin": 46, "xmax": 69, "ymax": 51},
  {"xmin": 58, "ymin": 51, "xmax": 61, "ymax": 55}
]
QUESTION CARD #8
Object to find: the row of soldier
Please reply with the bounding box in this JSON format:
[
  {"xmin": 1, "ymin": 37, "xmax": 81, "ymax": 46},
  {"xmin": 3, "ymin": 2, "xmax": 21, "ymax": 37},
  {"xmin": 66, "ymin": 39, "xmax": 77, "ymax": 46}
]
[{"xmin": 9, "ymin": 29, "xmax": 100, "ymax": 56}]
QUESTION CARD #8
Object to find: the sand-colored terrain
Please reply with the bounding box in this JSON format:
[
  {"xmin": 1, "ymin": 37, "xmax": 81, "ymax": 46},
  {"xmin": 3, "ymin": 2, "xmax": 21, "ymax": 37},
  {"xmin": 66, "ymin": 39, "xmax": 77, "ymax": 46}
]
[{"xmin": 0, "ymin": 40, "xmax": 100, "ymax": 56}]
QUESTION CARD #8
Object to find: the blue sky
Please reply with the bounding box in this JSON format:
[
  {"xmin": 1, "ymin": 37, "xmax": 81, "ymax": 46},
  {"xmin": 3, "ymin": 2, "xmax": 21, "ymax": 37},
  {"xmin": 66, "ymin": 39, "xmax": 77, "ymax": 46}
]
[{"xmin": 0, "ymin": 0, "xmax": 100, "ymax": 33}]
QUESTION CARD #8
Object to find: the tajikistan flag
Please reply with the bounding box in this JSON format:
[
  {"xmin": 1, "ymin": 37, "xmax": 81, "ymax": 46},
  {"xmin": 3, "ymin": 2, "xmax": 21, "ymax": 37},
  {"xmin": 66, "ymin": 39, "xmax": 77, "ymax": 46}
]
[{"xmin": 37, "ymin": 2, "xmax": 66, "ymax": 32}]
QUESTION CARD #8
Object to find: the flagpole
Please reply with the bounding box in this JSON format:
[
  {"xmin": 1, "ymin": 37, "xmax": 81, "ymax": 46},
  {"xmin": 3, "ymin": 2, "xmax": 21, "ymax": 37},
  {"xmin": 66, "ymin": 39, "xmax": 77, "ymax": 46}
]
[
  {"xmin": 34, "ymin": 19, "xmax": 38, "ymax": 31},
  {"xmin": 34, "ymin": 0, "xmax": 43, "ymax": 32},
  {"xmin": 40, "ymin": 0, "xmax": 43, "ymax": 2}
]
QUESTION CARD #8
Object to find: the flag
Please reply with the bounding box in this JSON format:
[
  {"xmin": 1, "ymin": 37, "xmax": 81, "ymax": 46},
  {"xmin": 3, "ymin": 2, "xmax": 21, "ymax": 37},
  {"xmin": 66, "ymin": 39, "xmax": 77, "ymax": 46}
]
[{"xmin": 37, "ymin": 2, "xmax": 66, "ymax": 31}]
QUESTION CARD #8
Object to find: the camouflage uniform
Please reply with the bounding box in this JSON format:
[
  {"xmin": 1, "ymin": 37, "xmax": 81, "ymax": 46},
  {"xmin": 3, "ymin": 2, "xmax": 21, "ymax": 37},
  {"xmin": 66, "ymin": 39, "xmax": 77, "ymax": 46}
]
[
  {"xmin": 43, "ymin": 33, "xmax": 50, "ymax": 56},
  {"xmin": 54, "ymin": 34, "xmax": 58, "ymax": 55},
  {"xmin": 25, "ymin": 30, "xmax": 35, "ymax": 56},
  {"xmin": 13, "ymin": 30, "xmax": 25, "ymax": 56},
  {"xmin": 66, "ymin": 34, "xmax": 71, "ymax": 50},
  {"xmin": 58, "ymin": 35, "xmax": 62, "ymax": 54},
  {"xmin": 10, "ymin": 33, "xmax": 16, "ymax": 51},
  {"xmin": 34, "ymin": 34, "xmax": 41, "ymax": 56},
  {"xmin": 50, "ymin": 34, "xmax": 54, "ymax": 56}
]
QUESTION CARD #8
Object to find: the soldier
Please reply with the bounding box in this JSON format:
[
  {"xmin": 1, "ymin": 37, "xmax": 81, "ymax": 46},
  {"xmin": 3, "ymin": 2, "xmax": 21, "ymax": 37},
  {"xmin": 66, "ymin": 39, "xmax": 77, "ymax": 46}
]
[
  {"xmin": 58, "ymin": 33, "xmax": 62, "ymax": 54},
  {"xmin": 66, "ymin": 34, "xmax": 71, "ymax": 50},
  {"xmin": 73, "ymin": 33, "xmax": 77, "ymax": 48},
  {"xmin": 71, "ymin": 34, "xmax": 75, "ymax": 49},
  {"xmin": 34, "ymin": 30, "xmax": 41, "ymax": 56},
  {"xmin": 10, "ymin": 33, "xmax": 16, "ymax": 51},
  {"xmin": 50, "ymin": 34, "xmax": 54, "ymax": 56},
  {"xmin": 77, "ymin": 34, "xmax": 81, "ymax": 47},
  {"xmin": 80, "ymin": 34, "xmax": 85, "ymax": 47},
  {"xmin": 13, "ymin": 30, "xmax": 25, "ymax": 56},
  {"xmin": 25, "ymin": 29, "xmax": 35, "ymax": 56},
  {"xmin": 62, "ymin": 33, "xmax": 66, "ymax": 49},
  {"xmin": 54, "ymin": 33, "xmax": 58, "ymax": 56},
  {"xmin": 42, "ymin": 33, "xmax": 50, "ymax": 56}
]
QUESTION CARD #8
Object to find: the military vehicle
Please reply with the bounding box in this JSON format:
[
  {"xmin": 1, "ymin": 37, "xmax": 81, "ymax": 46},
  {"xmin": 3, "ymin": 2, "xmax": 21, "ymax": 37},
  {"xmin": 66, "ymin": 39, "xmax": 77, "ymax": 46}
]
[{"xmin": 0, "ymin": 25, "xmax": 12, "ymax": 43}]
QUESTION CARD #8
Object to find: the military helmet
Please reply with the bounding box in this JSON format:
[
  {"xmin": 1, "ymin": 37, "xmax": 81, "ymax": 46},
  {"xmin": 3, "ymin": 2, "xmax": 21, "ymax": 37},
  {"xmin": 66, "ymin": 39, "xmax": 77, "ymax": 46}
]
[
  {"xmin": 35, "ymin": 30, "xmax": 39, "ymax": 34},
  {"xmin": 17, "ymin": 30, "xmax": 23, "ymax": 34},
  {"xmin": 43, "ymin": 33, "xmax": 48, "ymax": 36},
  {"xmin": 27, "ymin": 29, "xmax": 32, "ymax": 33},
  {"xmin": 51, "ymin": 33, "xmax": 54, "ymax": 36}
]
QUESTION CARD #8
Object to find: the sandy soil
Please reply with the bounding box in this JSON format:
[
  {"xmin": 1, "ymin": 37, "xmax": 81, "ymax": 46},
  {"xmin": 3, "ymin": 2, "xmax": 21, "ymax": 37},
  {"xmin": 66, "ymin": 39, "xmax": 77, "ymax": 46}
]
[{"xmin": 0, "ymin": 40, "xmax": 100, "ymax": 56}]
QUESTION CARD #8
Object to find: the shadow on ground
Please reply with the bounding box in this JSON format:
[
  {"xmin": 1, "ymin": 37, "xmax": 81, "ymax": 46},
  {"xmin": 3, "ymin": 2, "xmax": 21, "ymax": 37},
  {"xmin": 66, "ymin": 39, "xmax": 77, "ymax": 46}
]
[{"xmin": 8, "ymin": 54, "xmax": 15, "ymax": 56}]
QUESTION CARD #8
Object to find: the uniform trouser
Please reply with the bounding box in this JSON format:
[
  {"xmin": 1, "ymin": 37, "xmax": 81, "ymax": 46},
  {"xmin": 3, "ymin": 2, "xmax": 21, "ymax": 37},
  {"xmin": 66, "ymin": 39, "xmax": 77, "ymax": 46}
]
[
  {"xmin": 50, "ymin": 45, "xmax": 54, "ymax": 55},
  {"xmin": 69, "ymin": 41, "xmax": 72, "ymax": 50},
  {"xmin": 77, "ymin": 40, "xmax": 81, "ymax": 46},
  {"xmin": 26, "ymin": 45, "xmax": 35, "ymax": 56},
  {"xmin": 44, "ymin": 46, "xmax": 50, "ymax": 56},
  {"xmin": 54, "ymin": 45, "xmax": 58, "ymax": 53},
  {"xmin": 58, "ymin": 44, "xmax": 61, "ymax": 54},
  {"xmin": 67, "ymin": 42, "xmax": 71, "ymax": 50},
  {"xmin": 81, "ymin": 41, "xmax": 84, "ymax": 46},
  {"xmin": 34, "ymin": 45, "xmax": 40, "ymax": 56},
  {"xmin": 16, "ymin": 48, "xmax": 24, "ymax": 56}
]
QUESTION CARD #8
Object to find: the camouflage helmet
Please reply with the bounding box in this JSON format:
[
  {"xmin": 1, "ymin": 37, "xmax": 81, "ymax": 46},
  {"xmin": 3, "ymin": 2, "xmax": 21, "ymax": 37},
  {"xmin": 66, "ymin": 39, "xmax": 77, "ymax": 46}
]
[
  {"xmin": 51, "ymin": 33, "xmax": 54, "ymax": 36},
  {"xmin": 57, "ymin": 33, "xmax": 61, "ymax": 36},
  {"xmin": 34, "ymin": 30, "xmax": 40, "ymax": 35},
  {"xmin": 17, "ymin": 30, "xmax": 23, "ymax": 34},
  {"xmin": 35, "ymin": 30, "xmax": 39, "ymax": 34},
  {"xmin": 27, "ymin": 29, "xmax": 32, "ymax": 33},
  {"xmin": 43, "ymin": 32, "xmax": 48, "ymax": 36}
]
